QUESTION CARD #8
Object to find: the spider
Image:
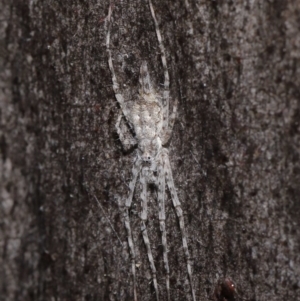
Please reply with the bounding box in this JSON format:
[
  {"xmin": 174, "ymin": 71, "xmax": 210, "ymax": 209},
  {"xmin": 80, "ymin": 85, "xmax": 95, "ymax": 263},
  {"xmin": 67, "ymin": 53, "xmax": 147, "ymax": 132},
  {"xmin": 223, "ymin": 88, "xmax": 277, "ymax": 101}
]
[{"xmin": 106, "ymin": 1, "xmax": 195, "ymax": 300}]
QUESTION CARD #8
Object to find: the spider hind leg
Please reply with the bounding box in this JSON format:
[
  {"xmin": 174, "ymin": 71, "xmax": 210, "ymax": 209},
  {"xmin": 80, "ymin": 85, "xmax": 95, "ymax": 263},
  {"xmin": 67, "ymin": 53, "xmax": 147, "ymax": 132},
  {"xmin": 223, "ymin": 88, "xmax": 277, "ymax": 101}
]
[
  {"xmin": 139, "ymin": 61, "xmax": 153, "ymax": 95},
  {"xmin": 149, "ymin": 0, "xmax": 170, "ymax": 130},
  {"xmin": 116, "ymin": 113, "xmax": 137, "ymax": 152}
]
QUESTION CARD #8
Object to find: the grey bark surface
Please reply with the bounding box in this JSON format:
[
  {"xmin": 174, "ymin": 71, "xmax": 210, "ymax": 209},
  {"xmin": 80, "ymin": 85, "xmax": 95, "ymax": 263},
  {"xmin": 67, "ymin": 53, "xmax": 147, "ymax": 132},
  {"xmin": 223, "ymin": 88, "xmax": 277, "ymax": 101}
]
[{"xmin": 1, "ymin": 0, "xmax": 299, "ymax": 301}]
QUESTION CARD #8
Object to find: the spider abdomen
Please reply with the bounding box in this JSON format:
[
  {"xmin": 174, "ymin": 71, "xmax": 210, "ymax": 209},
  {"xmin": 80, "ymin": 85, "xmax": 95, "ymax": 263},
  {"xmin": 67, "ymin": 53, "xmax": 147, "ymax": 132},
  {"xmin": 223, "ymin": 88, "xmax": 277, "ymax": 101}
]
[{"xmin": 129, "ymin": 99, "xmax": 163, "ymax": 141}]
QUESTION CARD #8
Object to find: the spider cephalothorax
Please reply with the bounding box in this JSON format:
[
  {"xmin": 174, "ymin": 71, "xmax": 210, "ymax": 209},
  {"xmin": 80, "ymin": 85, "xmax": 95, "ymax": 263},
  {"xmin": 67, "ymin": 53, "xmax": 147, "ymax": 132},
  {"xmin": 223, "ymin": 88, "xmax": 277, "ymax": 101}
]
[{"xmin": 106, "ymin": 1, "xmax": 195, "ymax": 301}]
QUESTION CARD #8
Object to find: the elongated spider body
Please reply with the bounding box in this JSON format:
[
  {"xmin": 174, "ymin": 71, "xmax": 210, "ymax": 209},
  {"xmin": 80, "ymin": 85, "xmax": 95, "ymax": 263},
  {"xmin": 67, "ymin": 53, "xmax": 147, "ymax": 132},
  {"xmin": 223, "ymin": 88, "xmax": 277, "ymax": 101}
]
[
  {"xmin": 106, "ymin": 1, "xmax": 195, "ymax": 301},
  {"xmin": 129, "ymin": 63, "xmax": 164, "ymax": 161}
]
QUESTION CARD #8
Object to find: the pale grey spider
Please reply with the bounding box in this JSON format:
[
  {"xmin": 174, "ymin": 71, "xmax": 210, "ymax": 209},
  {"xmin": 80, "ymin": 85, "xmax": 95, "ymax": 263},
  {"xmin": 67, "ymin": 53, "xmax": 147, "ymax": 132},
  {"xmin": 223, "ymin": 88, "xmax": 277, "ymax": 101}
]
[{"xmin": 106, "ymin": 1, "xmax": 195, "ymax": 300}]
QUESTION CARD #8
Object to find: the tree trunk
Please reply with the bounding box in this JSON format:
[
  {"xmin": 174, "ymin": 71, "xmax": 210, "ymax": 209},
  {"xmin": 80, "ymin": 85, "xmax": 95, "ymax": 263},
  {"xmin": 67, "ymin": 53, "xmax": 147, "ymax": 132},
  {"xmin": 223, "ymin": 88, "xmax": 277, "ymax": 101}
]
[{"xmin": 1, "ymin": 0, "xmax": 299, "ymax": 300}]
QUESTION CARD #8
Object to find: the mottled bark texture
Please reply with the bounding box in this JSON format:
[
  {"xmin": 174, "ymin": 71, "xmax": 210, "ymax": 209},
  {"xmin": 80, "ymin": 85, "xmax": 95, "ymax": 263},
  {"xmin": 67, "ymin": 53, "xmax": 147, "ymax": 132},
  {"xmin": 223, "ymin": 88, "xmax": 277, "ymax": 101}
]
[{"xmin": 1, "ymin": 1, "xmax": 299, "ymax": 301}]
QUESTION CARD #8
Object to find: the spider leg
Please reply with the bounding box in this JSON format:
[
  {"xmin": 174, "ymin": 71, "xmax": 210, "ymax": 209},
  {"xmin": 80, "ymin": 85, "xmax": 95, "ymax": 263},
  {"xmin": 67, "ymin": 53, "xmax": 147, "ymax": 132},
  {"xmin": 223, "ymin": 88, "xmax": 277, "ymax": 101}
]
[
  {"xmin": 140, "ymin": 168, "xmax": 160, "ymax": 301},
  {"xmin": 124, "ymin": 157, "xmax": 142, "ymax": 301},
  {"xmin": 162, "ymin": 98, "xmax": 178, "ymax": 145},
  {"xmin": 162, "ymin": 149, "xmax": 196, "ymax": 301},
  {"xmin": 149, "ymin": 0, "xmax": 170, "ymax": 130},
  {"xmin": 116, "ymin": 113, "xmax": 137, "ymax": 151},
  {"xmin": 106, "ymin": 2, "xmax": 130, "ymax": 119},
  {"xmin": 157, "ymin": 154, "xmax": 171, "ymax": 301}
]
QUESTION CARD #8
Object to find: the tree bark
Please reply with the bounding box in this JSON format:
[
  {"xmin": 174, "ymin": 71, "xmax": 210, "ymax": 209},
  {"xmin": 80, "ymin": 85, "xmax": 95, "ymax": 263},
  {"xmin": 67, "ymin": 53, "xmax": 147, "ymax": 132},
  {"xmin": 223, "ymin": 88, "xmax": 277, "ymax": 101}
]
[{"xmin": 1, "ymin": 0, "xmax": 299, "ymax": 300}]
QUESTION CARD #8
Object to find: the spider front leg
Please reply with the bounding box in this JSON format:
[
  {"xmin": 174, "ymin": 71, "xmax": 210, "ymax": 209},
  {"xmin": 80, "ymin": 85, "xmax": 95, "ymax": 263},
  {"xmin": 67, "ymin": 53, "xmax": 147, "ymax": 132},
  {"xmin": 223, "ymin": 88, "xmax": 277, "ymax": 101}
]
[
  {"xmin": 140, "ymin": 168, "xmax": 160, "ymax": 301},
  {"xmin": 162, "ymin": 149, "xmax": 196, "ymax": 301},
  {"xmin": 157, "ymin": 154, "xmax": 171, "ymax": 301},
  {"xmin": 124, "ymin": 157, "xmax": 142, "ymax": 301},
  {"xmin": 116, "ymin": 113, "xmax": 137, "ymax": 151}
]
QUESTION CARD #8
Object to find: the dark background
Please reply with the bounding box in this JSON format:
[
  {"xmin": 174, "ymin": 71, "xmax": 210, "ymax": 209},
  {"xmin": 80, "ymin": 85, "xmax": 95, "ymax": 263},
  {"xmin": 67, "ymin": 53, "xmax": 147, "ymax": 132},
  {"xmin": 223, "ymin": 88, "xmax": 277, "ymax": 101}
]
[{"xmin": 1, "ymin": 0, "xmax": 299, "ymax": 300}]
